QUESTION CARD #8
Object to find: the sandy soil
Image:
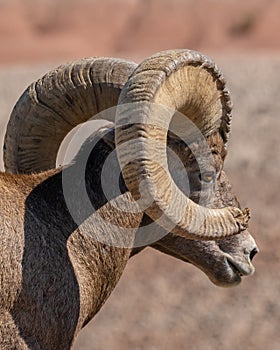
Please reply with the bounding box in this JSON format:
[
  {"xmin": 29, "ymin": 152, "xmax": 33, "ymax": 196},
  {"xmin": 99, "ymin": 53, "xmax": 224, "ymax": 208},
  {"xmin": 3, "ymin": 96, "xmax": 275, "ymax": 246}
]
[{"xmin": 0, "ymin": 1, "xmax": 280, "ymax": 349}]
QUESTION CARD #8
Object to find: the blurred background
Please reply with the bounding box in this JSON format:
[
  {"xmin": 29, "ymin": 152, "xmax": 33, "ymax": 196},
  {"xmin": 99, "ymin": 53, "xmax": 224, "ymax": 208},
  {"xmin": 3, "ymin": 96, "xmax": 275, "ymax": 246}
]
[{"xmin": 0, "ymin": 0, "xmax": 279, "ymax": 349}]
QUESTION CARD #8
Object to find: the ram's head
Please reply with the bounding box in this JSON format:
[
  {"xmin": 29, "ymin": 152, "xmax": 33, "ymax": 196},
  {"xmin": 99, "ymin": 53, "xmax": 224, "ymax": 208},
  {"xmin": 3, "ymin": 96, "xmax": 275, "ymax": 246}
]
[{"xmin": 4, "ymin": 50, "xmax": 258, "ymax": 287}]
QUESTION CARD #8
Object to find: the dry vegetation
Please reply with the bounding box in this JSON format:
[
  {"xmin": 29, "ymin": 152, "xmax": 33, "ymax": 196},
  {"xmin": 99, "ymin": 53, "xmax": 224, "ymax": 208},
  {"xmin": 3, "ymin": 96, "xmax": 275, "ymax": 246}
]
[{"xmin": 0, "ymin": 0, "xmax": 279, "ymax": 349}]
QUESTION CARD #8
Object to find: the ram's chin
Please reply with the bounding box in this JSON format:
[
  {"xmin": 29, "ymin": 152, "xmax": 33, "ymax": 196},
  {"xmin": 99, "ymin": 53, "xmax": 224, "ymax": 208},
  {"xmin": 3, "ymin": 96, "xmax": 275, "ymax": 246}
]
[
  {"xmin": 210, "ymin": 274, "xmax": 242, "ymax": 288},
  {"xmin": 208, "ymin": 266, "xmax": 242, "ymax": 288}
]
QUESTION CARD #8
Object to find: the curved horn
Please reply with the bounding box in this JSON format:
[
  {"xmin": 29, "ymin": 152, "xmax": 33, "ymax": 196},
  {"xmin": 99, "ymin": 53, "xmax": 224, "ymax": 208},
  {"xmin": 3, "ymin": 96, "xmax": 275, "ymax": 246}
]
[
  {"xmin": 4, "ymin": 57, "xmax": 137, "ymax": 174},
  {"xmin": 115, "ymin": 49, "xmax": 250, "ymax": 240}
]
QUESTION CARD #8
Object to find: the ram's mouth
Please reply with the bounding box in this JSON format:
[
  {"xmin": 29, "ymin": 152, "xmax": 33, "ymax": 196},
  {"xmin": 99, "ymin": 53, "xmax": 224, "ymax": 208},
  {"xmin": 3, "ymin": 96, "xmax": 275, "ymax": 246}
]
[
  {"xmin": 226, "ymin": 258, "xmax": 244, "ymax": 277},
  {"xmin": 225, "ymin": 254, "xmax": 255, "ymax": 278}
]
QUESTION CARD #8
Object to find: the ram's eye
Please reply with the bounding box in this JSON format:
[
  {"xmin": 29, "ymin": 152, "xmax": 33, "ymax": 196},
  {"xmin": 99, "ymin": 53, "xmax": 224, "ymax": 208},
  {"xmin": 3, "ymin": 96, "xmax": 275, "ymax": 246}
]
[
  {"xmin": 188, "ymin": 153, "xmax": 195, "ymax": 162},
  {"xmin": 200, "ymin": 172, "xmax": 215, "ymax": 182}
]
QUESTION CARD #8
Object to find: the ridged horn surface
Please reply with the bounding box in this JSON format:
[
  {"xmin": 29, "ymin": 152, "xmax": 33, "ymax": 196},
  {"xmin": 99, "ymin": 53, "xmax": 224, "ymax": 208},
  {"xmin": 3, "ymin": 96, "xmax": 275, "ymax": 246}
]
[
  {"xmin": 4, "ymin": 57, "xmax": 137, "ymax": 173},
  {"xmin": 115, "ymin": 49, "xmax": 250, "ymax": 240}
]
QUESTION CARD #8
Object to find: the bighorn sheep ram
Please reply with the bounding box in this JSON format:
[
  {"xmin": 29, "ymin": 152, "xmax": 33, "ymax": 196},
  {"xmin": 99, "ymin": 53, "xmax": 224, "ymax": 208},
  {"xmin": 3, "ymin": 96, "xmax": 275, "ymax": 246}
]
[{"xmin": 0, "ymin": 50, "xmax": 258, "ymax": 349}]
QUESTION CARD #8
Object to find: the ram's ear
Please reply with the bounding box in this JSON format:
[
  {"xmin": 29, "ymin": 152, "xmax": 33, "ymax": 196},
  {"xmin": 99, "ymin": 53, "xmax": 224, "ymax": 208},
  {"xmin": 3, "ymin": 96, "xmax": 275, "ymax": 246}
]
[{"xmin": 101, "ymin": 127, "xmax": 115, "ymax": 150}]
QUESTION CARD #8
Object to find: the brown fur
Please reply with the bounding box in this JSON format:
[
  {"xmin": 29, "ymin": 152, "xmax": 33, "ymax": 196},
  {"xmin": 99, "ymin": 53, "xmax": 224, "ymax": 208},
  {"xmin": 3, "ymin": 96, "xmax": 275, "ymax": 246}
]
[
  {"xmin": 0, "ymin": 137, "xmax": 142, "ymax": 349},
  {"xmin": 0, "ymin": 129, "xmax": 257, "ymax": 349}
]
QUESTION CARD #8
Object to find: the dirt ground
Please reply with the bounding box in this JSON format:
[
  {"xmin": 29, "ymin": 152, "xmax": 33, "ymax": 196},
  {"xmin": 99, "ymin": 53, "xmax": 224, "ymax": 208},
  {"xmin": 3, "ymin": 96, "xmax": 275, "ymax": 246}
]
[{"xmin": 0, "ymin": 1, "xmax": 279, "ymax": 349}]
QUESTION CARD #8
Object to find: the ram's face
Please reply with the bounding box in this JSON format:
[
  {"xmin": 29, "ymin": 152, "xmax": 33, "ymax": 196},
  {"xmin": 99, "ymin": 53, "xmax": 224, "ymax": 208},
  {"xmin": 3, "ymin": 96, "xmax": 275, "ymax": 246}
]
[
  {"xmin": 116, "ymin": 51, "xmax": 251, "ymax": 242},
  {"xmin": 152, "ymin": 133, "xmax": 258, "ymax": 287}
]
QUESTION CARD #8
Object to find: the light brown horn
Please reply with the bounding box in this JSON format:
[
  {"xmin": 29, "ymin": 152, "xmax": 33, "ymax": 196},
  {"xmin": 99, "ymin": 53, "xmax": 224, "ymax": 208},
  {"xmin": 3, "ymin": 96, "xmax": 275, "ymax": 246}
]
[
  {"xmin": 115, "ymin": 49, "xmax": 250, "ymax": 240},
  {"xmin": 4, "ymin": 57, "xmax": 137, "ymax": 174}
]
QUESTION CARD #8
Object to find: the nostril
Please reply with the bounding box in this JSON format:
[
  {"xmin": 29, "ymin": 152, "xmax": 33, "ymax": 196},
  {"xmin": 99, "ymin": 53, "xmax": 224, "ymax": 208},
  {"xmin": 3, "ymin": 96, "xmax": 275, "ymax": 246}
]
[{"xmin": 250, "ymin": 247, "xmax": 259, "ymax": 261}]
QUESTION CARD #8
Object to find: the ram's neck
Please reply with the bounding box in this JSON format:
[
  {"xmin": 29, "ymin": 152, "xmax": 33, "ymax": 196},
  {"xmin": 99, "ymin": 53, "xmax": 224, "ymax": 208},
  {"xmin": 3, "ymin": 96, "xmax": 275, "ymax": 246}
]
[
  {"xmin": 46, "ymin": 166, "xmax": 142, "ymax": 309},
  {"xmin": 3, "ymin": 164, "xmax": 140, "ymax": 347}
]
